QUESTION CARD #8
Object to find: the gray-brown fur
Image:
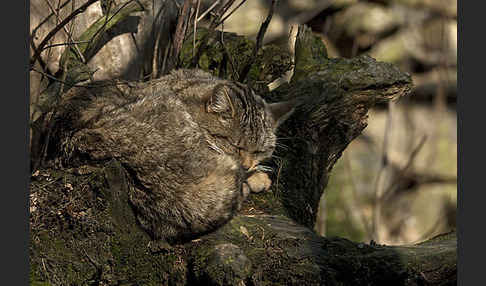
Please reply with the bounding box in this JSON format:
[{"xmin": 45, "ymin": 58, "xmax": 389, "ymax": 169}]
[{"xmin": 52, "ymin": 69, "xmax": 294, "ymax": 243}]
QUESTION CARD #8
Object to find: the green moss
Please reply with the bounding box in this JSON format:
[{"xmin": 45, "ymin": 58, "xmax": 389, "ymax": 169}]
[
  {"xmin": 31, "ymin": 233, "xmax": 85, "ymax": 284},
  {"xmin": 30, "ymin": 165, "xmax": 189, "ymax": 285},
  {"xmin": 180, "ymin": 28, "xmax": 250, "ymax": 79},
  {"xmin": 29, "ymin": 261, "xmax": 51, "ymax": 286},
  {"xmin": 293, "ymin": 26, "xmax": 329, "ymax": 82},
  {"xmin": 243, "ymin": 190, "xmax": 286, "ymax": 217},
  {"xmin": 180, "ymin": 28, "xmax": 292, "ymax": 92}
]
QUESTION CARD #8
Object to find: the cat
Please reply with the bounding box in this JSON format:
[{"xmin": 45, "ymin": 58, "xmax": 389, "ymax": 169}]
[{"xmin": 52, "ymin": 69, "xmax": 295, "ymax": 244}]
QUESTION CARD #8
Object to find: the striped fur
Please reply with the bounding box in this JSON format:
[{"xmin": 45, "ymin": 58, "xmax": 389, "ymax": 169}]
[{"xmin": 56, "ymin": 69, "xmax": 294, "ymax": 243}]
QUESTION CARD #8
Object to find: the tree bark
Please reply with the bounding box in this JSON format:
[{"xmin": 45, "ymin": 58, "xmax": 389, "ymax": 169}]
[{"xmin": 29, "ymin": 9, "xmax": 455, "ymax": 286}]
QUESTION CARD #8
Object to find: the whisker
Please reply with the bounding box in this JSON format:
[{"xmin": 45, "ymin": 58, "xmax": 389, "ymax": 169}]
[
  {"xmin": 255, "ymin": 165, "xmax": 273, "ymax": 173},
  {"xmin": 270, "ymin": 154, "xmax": 284, "ymax": 160},
  {"xmin": 275, "ymin": 136, "xmax": 303, "ymax": 142},
  {"xmin": 275, "ymin": 142, "xmax": 289, "ymax": 150},
  {"xmin": 206, "ymin": 140, "xmax": 224, "ymax": 154}
]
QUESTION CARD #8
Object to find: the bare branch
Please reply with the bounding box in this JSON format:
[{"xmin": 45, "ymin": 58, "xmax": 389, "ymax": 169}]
[
  {"xmin": 381, "ymin": 135, "xmax": 428, "ymax": 199},
  {"xmin": 44, "ymin": 0, "xmax": 87, "ymax": 64},
  {"xmin": 172, "ymin": 0, "xmax": 194, "ymax": 63},
  {"xmin": 193, "ymin": 0, "xmax": 201, "ymax": 57},
  {"xmin": 208, "ymin": 0, "xmax": 236, "ymax": 29},
  {"xmin": 31, "ymin": 0, "xmax": 72, "ymax": 40},
  {"xmin": 188, "ymin": 1, "xmax": 240, "ymax": 68},
  {"xmin": 30, "ymin": 0, "xmax": 100, "ymax": 69},
  {"xmin": 217, "ymin": 0, "xmax": 247, "ymax": 26},
  {"xmin": 196, "ymin": 0, "xmax": 220, "ymax": 22},
  {"xmin": 29, "ymin": 37, "xmax": 51, "ymax": 76},
  {"xmin": 42, "ymin": 41, "xmax": 91, "ymax": 50},
  {"xmin": 218, "ymin": 34, "xmax": 239, "ymax": 80},
  {"xmin": 239, "ymin": 0, "xmax": 277, "ymax": 82}
]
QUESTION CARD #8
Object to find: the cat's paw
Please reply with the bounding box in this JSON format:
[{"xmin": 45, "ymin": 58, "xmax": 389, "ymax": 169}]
[{"xmin": 246, "ymin": 172, "xmax": 272, "ymax": 193}]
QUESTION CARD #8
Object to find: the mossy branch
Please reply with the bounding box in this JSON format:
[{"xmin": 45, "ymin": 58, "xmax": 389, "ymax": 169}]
[
  {"xmin": 192, "ymin": 215, "xmax": 456, "ymax": 285},
  {"xmin": 292, "ymin": 25, "xmax": 329, "ymax": 82},
  {"xmin": 29, "ymin": 165, "xmax": 456, "ymax": 286},
  {"xmin": 58, "ymin": 0, "xmax": 145, "ymax": 88}
]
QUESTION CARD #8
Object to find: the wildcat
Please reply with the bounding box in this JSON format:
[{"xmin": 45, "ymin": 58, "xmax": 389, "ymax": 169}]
[{"xmin": 52, "ymin": 69, "xmax": 294, "ymax": 244}]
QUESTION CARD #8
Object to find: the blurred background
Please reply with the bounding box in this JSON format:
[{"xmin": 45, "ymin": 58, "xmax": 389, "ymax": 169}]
[{"xmin": 209, "ymin": 0, "xmax": 457, "ymax": 245}]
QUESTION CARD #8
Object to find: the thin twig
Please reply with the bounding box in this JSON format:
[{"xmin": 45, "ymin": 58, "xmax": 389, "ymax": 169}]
[
  {"xmin": 193, "ymin": 0, "xmax": 201, "ymax": 57},
  {"xmin": 188, "ymin": 0, "xmax": 237, "ymax": 67},
  {"xmin": 161, "ymin": 39, "xmax": 171, "ymax": 74},
  {"xmin": 152, "ymin": 29, "xmax": 162, "ymax": 79},
  {"xmin": 239, "ymin": 0, "xmax": 277, "ymax": 82},
  {"xmin": 218, "ymin": 30, "xmax": 238, "ymax": 79},
  {"xmin": 31, "ymin": 0, "xmax": 72, "ymax": 40},
  {"xmin": 172, "ymin": 0, "xmax": 194, "ymax": 61},
  {"xmin": 197, "ymin": 0, "xmax": 220, "ymax": 22},
  {"xmin": 381, "ymin": 135, "xmax": 428, "ymax": 199},
  {"xmin": 216, "ymin": 0, "xmax": 247, "ymax": 26},
  {"xmin": 30, "ymin": 0, "xmax": 100, "ymax": 68},
  {"xmin": 82, "ymin": 247, "xmax": 101, "ymax": 269},
  {"xmin": 30, "ymin": 68, "xmax": 123, "ymax": 89},
  {"xmin": 171, "ymin": 0, "xmax": 182, "ymax": 9},
  {"xmin": 208, "ymin": 0, "xmax": 236, "ymax": 30},
  {"xmin": 29, "ymin": 37, "xmax": 50, "ymax": 76},
  {"xmin": 44, "ymin": 0, "xmax": 87, "ymax": 63},
  {"xmin": 42, "ymin": 41, "xmax": 91, "ymax": 50},
  {"xmin": 221, "ymin": 0, "xmax": 235, "ymax": 11},
  {"xmin": 62, "ymin": 0, "xmax": 77, "ymax": 93}
]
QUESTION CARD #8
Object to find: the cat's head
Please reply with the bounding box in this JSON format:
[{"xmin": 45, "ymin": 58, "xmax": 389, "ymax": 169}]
[{"xmin": 204, "ymin": 82, "xmax": 295, "ymax": 171}]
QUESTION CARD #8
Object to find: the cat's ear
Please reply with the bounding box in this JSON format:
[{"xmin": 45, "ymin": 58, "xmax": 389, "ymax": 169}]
[
  {"xmin": 266, "ymin": 100, "xmax": 296, "ymax": 128},
  {"xmin": 206, "ymin": 84, "xmax": 235, "ymax": 117}
]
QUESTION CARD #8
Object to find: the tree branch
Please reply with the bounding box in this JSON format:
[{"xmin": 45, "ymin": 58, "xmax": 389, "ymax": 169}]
[
  {"xmin": 30, "ymin": 0, "xmax": 100, "ymax": 69},
  {"xmin": 239, "ymin": 0, "xmax": 277, "ymax": 82}
]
